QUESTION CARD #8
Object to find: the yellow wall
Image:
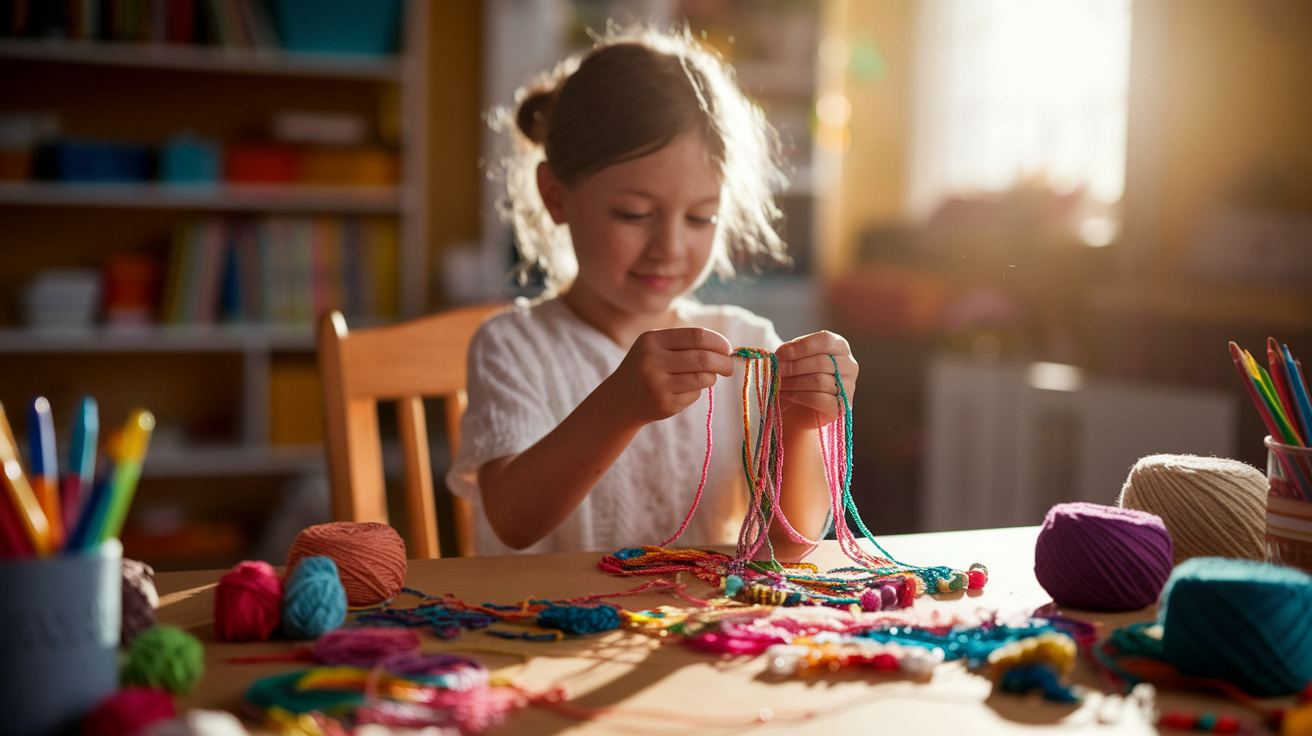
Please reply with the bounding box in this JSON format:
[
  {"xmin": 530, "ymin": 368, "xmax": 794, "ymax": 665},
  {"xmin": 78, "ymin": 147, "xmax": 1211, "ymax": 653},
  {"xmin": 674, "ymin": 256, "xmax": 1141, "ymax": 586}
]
[
  {"xmin": 828, "ymin": 0, "xmax": 914, "ymax": 275},
  {"xmin": 1155, "ymin": 0, "xmax": 1312, "ymax": 267}
]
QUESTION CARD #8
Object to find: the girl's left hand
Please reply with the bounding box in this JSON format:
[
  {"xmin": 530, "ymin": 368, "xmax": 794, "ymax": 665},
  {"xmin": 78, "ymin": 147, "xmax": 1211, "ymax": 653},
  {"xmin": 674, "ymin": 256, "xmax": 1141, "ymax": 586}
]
[{"xmin": 775, "ymin": 331, "xmax": 858, "ymax": 427}]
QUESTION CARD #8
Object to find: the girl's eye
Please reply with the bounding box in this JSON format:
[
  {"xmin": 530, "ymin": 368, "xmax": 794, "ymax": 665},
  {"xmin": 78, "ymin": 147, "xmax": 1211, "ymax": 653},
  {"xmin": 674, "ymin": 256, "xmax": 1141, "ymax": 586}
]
[
  {"xmin": 615, "ymin": 211, "xmax": 652, "ymax": 221},
  {"xmin": 688, "ymin": 214, "xmax": 718, "ymax": 226}
]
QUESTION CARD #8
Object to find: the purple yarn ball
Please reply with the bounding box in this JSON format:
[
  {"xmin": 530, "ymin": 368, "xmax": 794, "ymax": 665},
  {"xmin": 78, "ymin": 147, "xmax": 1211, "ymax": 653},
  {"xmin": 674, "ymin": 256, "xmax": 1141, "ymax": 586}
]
[{"xmin": 1034, "ymin": 502, "xmax": 1173, "ymax": 612}]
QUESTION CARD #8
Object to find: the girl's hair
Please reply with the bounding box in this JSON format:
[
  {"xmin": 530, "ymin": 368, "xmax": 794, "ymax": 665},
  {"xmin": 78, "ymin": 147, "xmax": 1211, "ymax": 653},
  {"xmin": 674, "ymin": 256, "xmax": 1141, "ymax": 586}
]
[{"xmin": 497, "ymin": 26, "xmax": 790, "ymax": 295}]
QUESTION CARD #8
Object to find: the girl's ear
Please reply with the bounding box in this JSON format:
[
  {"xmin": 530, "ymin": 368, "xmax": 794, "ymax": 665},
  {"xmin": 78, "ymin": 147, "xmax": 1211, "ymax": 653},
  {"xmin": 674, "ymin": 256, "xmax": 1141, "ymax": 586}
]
[{"xmin": 536, "ymin": 162, "xmax": 567, "ymax": 225}]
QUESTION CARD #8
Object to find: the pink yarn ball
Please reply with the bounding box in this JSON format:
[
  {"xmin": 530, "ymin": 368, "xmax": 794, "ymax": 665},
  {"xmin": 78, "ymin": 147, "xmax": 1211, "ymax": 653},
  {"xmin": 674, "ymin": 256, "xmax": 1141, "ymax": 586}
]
[
  {"xmin": 214, "ymin": 560, "xmax": 282, "ymax": 642},
  {"xmin": 860, "ymin": 588, "xmax": 883, "ymax": 612},
  {"xmin": 82, "ymin": 687, "xmax": 174, "ymax": 736}
]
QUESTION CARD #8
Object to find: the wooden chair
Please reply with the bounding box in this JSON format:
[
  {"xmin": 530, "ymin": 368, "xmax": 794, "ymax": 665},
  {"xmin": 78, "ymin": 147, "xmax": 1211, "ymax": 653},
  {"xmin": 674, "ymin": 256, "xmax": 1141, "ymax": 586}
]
[{"xmin": 318, "ymin": 304, "xmax": 501, "ymax": 559}]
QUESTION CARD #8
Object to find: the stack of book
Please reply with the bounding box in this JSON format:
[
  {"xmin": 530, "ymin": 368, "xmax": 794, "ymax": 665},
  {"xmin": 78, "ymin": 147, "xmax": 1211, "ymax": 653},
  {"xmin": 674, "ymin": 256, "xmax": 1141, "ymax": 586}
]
[{"xmin": 162, "ymin": 216, "xmax": 397, "ymax": 327}]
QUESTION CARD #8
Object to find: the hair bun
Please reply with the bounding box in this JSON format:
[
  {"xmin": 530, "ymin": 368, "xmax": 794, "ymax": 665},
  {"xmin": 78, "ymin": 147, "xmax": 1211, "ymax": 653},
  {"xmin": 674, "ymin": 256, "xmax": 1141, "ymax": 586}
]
[{"xmin": 516, "ymin": 88, "xmax": 557, "ymax": 144}]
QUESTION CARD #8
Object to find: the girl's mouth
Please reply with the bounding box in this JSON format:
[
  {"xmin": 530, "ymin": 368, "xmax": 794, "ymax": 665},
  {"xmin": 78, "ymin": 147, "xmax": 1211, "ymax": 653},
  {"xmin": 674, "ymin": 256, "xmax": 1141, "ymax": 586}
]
[{"xmin": 633, "ymin": 274, "xmax": 677, "ymax": 291}]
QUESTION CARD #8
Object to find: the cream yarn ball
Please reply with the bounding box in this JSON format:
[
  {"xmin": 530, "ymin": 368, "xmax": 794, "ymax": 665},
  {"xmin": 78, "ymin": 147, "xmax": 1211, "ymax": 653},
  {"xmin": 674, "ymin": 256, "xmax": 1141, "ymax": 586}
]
[{"xmin": 1116, "ymin": 454, "xmax": 1267, "ymax": 565}]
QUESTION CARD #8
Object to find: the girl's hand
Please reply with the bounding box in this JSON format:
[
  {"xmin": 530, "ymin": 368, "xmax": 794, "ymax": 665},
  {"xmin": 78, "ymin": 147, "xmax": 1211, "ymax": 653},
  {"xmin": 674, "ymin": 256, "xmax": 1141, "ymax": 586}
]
[
  {"xmin": 776, "ymin": 331, "xmax": 859, "ymax": 427},
  {"xmin": 605, "ymin": 327, "xmax": 735, "ymax": 426}
]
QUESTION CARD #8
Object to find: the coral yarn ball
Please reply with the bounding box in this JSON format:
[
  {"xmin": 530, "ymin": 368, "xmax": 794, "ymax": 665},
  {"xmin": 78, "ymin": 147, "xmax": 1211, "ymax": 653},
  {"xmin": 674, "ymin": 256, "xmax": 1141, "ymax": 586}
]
[
  {"xmin": 214, "ymin": 560, "xmax": 282, "ymax": 642},
  {"xmin": 82, "ymin": 687, "xmax": 175, "ymax": 736},
  {"xmin": 1034, "ymin": 502, "xmax": 1173, "ymax": 611},
  {"xmin": 286, "ymin": 522, "xmax": 407, "ymax": 607},
  {"xmin": 282, "ymin": 555, "xmax": 347, "ymax": 639},
  {"xmin": 1117, "ymin": 454, "xmax": 1266, "ymax": 564},
  {"xmin": 1160, "ymin": 557, "xmax": 1312, "ymax": 697}
]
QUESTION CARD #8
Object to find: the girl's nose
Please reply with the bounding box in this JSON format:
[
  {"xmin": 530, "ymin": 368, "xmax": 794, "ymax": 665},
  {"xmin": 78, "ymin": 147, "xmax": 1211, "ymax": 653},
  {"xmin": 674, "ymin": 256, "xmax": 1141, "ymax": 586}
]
[{"xmin": 645, "ymin": 215, "xmax": 684, "ymax": 261}]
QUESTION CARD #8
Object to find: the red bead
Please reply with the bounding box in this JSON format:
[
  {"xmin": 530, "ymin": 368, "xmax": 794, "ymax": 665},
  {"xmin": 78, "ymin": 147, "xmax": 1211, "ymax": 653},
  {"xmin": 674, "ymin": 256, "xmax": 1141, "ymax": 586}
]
[
  {"xmin": 1159, "ymin": 712, "xmax": 1195, "ymax": 729},
  {"xmin": 1213, "ymin": 715, "xmax": 1240, "ymax": 734},
  {"xmin": 967, "ymin": 570, "xmax": 987, "ymax": 589}
]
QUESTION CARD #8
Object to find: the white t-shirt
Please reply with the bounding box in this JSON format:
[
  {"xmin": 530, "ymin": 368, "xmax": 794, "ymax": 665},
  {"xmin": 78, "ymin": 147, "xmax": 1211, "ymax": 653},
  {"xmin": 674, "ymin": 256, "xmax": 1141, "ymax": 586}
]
[{"xmin": 447, "ymin": 296, "xmax": 782, "ymax": 556}]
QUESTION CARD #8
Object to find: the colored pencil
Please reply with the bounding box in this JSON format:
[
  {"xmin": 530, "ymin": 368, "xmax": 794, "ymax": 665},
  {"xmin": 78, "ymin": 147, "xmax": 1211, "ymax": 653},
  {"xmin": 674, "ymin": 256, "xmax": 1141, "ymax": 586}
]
[
  {"xmin": 97, "ymin": 409, "xmax": 154, "ymax": 544},
  {"xmin": 61, "ymin": 397, "xmax": 98, "ymax": 537},
  {"xmin": 1244, "ymin": 350, "xmax": 1302, "ymax": 445},
  {"xmin": 1269, "ymin": 338, "xmax": 1297, "ymax": 436},
  {"xmin": 1229, "ymin": 342, "xmax": 1310, "ymax": 499},
  {"xmin": 1284, "ymin": 345, "xmax": 1312, "ymax": 443},
  {"xmin": 27, "ymin": 397, "xmax": 63, "ymax": 548},
  {"xmin": 0, "ymin": 402, "xmax": 53, "ymax": 555}
]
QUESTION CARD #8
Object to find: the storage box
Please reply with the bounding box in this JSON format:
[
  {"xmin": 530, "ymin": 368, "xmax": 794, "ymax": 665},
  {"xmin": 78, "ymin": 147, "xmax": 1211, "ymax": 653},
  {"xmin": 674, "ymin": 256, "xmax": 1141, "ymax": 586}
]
[{"xmin": 270, "ymin": 0, "xmax": 402, "ymax": 56}]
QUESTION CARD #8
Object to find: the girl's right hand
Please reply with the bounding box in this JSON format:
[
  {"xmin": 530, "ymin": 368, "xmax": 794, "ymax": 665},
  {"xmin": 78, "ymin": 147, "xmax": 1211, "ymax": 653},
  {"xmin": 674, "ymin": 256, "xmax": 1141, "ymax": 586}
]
[{"xmin": 604, "ymin": 327, "xmax": 735, "ymax": 426}]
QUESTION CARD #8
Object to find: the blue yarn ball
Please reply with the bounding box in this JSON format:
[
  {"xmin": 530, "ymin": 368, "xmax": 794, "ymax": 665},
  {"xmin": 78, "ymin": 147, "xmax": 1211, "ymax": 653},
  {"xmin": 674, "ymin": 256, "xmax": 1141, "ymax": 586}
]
[
  {"xmin": 282, "ymin": 555, "xmax": 347, "ymax": 639},
  {"xmin": 537, "ymin": 605, "xmax": 620, "ymax": 635},
  {"xmin": 1159, "ymin": 557, "xmax": 1312, "ymax": 696}
]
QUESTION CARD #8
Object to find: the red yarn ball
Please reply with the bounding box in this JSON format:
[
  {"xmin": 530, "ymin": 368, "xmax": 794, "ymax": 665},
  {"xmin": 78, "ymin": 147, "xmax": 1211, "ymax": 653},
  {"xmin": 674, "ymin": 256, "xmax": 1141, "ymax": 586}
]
[
  {"xmin": 286, "ymin": 522, "xmax": 407, "ymax": 607},
  {"xmin": 82, "ymin": 687, "xmax": 174, "ymax": 736},
  {"xmin": 214, "ymin": 560, "xmax": 282, "ymax": 642}
]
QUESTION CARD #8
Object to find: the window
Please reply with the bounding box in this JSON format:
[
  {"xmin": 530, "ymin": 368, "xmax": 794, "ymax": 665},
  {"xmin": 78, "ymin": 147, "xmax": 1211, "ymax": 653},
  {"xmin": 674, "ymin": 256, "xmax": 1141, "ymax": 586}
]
[{"xmin": 907, "ymin": 0, "xmax": 1132, "ymax": 233}]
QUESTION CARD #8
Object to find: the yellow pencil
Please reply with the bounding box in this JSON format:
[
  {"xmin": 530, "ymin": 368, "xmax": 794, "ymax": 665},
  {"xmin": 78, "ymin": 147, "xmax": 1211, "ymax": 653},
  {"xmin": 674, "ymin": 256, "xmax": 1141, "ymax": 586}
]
[{"xmin": 0, "ymin": 402, "xmax": 53, "ymax": 555}]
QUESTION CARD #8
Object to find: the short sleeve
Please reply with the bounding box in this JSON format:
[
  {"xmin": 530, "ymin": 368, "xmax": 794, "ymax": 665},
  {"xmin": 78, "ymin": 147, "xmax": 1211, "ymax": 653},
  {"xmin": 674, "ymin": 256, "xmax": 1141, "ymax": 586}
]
[{"xmin": 446, "ymin": 318, "xmax": 557, "ymax": 500}]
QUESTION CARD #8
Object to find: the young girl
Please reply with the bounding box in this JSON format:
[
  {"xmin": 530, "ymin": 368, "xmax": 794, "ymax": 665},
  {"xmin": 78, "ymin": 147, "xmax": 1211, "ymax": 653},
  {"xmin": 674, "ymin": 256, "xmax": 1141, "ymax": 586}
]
[{"xmin": 447, "ymin": 29, "xmax": 859, "ymax": 559}]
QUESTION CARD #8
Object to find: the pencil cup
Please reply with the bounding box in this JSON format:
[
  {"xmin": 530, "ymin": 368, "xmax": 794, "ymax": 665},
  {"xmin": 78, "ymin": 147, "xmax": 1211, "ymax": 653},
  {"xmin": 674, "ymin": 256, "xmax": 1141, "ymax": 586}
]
[
  {"xmin": 0, "ymin": 541, "xmax": 122, "ymax": 736},
  {"xmin": 1265, "ymin": 437, "xmax": 1312, "ymax": 574}
]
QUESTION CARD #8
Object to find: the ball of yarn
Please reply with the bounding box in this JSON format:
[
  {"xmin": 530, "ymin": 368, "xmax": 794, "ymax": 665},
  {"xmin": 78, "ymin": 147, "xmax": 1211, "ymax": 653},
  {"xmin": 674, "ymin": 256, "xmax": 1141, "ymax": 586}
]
[
  {"xmin": 1159, "ymin": 557, "xmax": 1312, "ymax": 697},
  {"xmin": 140, "ymin": 709, "xmax": 251, "ymax": 736},
  {"xmin": 122, "ymin": 559, "xmax": 160, "ymax": 647},
  {"xmin": 860, "ymin": 588, "xmax": 883, "ymax": 612},
  {"xmin": 286, "ymin": 522, "xmax": 406, "ymax": 607},
  {"xmin": 82, "ymin": 687, "xmax": 175, "ymax": 736},
  {"xmin": 213, "ymin": 561, "xmax": 281, "ymax": 642},
  {"xmin": 121, "ymin": 626, "xmax": 205, "ymax": 696},
  {"xmin": 1117, "ymin": 454, "xmax": 1266, "ymax": 565},
  {"xmin": 1034, "ymin": 502, "xmax": 1173, "ymax": 611},
  {"xmin": 282, "ymin": 555, "xmax": 347, "ymax": 639},
  {"xmin": 537, "ymin": 605, "xmax": 621, "ymax": 634}
]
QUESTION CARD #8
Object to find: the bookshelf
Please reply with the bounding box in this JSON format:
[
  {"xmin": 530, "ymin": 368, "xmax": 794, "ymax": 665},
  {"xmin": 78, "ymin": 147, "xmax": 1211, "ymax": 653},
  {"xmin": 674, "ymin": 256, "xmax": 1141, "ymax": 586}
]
[{"xmin": 0, "ymin": 1, "xmax": 435, "ymax": 565}]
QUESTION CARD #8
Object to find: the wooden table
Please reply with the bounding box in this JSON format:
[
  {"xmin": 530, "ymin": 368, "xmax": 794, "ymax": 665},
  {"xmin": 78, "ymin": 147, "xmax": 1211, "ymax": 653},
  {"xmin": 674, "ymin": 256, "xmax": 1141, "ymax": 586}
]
[{"xmin": 156, "ymin": 526, "xmax": 1244, "ymax": 734}]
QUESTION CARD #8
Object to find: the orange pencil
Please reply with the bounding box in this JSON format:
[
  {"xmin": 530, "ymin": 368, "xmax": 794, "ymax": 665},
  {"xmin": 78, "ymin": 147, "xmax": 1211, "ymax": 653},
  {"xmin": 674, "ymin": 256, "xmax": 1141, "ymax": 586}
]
[{"xmin": 0, "ymin": 402, "xmax": 53, "ymax": 554}]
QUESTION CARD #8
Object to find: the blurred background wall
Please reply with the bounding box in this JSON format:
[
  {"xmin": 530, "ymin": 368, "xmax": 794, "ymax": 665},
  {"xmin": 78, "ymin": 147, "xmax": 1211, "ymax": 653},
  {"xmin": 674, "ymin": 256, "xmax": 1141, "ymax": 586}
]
[{"xmin": 1, "ymin": 0, "xmax": 1308, "ymax": 567}]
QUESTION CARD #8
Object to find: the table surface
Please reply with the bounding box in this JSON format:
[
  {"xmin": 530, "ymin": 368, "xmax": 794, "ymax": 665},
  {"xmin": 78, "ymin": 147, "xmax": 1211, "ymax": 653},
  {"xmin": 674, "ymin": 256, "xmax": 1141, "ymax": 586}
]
[{"xmin": 155, "ymin": 526, "xmax": 1249, "ymax": 735}]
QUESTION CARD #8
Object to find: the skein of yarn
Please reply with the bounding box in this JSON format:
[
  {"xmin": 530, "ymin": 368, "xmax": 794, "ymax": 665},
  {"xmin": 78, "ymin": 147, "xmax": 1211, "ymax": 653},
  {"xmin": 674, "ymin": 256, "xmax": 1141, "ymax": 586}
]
[
  {"xmin": 122, "ymin": 559, "xmax": 160, "ymax": 647},
  {"xmin": 121, "ymin": 626, "xmax": 206, "ymax": 696},
  {"xmin": 286, "ymin": 522, "xmax": 406, "ymax": 607},
  {"xmin": 1034, "ymin": 502, "xmax": 1174, "ymax": 611},
  {"xmin": 214, "ymin": 561, "xmax": 282, "ymax": 642},
  {"xmin": 1159, "ymin": 557, "xmax": 1312, "ymax": 697},
  {"xmin": 282, "ymin": 555, "xmax": 347, "ymax": 639},
  {"xmin": 1117, "ymin": 455, "xmax": 1266, "ymax": 565},
  {"xmin": 82, "ymin": 687, "xmax": 175, "ymax": 736}
]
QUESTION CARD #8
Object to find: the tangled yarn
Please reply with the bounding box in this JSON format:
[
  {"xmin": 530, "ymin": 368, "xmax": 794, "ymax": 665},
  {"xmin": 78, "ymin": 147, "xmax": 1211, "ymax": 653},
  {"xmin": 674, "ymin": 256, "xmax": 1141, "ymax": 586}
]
[
  {"xmin": 1117, "ymin": 454, "xmax": 1266, "ymax": 565},
  {"xmin": 313, "ymin": 627, "xmax": 421, "ymax": 667},
  {"xmin": 81, "ymin": 687, "xmax": 175, "ymax": 736},
  {"xmin": 121, "ymin": 558, "xmax": 160, "ymax": 647},
  {"xmin": 282, "ymin": 555, "xmax": 347, "ymax": 639},
  {"xmin": 1034, "ymin": 502, "xmax": 1173, "ymax": 611},
  {"xmin": 121, "ymin": 626, "xmax": 205, "ymax": 696},
  {"xmin": 287, "ymin": 522, "xmax": 407, "ymax": 607},
  {"xmin": 537, "ymin": 605, "xmax": 621, "ymax": 634},
  {"xmin": 213, "ymin": 560, "xmax": 281, "ymax": 642},
  {"xmin": 1158, "ymin": 557, "xmax": 1312, "ymax": 697}
]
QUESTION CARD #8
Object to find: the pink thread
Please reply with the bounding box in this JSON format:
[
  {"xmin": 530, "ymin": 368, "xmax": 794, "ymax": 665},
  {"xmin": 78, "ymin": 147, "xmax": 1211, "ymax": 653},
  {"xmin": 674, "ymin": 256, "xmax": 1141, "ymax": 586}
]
[
  {"xmin": 661, "ymin": 386, "xmax": 714, "ymax": 547},
  {"xmin": 314, "ymin": 627, "xmax": 420, "ymax": 667}
]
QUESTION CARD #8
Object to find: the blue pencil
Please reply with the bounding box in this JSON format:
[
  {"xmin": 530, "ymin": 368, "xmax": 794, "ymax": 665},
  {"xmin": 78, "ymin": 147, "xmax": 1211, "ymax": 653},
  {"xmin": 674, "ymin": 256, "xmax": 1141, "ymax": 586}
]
[
  {"xmin": 64, "ymin": 463, "xmax": 112, "ymax": 552},
  {"xmin": 1283, "ymin": 344, "xmax": 1312, "ymax": 443}
]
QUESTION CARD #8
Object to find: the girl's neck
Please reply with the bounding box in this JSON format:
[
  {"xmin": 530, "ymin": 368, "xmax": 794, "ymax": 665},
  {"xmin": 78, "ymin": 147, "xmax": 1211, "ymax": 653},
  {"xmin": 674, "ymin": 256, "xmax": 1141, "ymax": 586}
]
[{"xmin": 560, "ymin": 288, "xmax": 684, "ymax": 349}]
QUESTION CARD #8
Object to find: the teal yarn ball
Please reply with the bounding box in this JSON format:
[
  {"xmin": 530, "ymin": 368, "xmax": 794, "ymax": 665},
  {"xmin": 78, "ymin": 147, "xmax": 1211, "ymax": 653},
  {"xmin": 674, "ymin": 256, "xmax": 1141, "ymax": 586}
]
[
  {"xmin": 282, "ymin": 555, "xmax": 347, "ymax": 639},
  {"xmin": 1159, "ymin": 557, "xmax": 1312, "ymax": 696},
  {"xmin": 120, "ymin": 625, "xmax": 205, "ymax": 695}
]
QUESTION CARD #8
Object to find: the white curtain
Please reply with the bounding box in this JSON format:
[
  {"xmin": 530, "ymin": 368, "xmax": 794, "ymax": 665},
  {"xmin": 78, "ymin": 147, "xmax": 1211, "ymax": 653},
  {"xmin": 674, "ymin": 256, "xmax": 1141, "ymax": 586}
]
[{"xmin": 907, "ymin": 0, "xmax": 1132, "ymax": 221}]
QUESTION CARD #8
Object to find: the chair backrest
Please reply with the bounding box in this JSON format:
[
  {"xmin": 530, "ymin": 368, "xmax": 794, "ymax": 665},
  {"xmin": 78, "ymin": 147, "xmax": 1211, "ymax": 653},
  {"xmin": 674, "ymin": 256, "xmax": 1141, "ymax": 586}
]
[{"xmin": 317, "ymin": 304, "xmax": 501, "ymax": 558}]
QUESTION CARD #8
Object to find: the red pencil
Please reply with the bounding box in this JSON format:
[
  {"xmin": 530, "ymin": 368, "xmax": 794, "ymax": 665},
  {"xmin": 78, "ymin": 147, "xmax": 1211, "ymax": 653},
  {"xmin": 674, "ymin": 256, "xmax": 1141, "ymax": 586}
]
[
  {"xmin": 1268, "ymin": 338, "xmax": 1297, "ymax": 434},
  {"xmin": 0, "ymin": 484, "xmax": 33, "ymax": 557},
  {"xmin": 1230, "ymin": 342, "xmax": 1304, "ymax": 498}
]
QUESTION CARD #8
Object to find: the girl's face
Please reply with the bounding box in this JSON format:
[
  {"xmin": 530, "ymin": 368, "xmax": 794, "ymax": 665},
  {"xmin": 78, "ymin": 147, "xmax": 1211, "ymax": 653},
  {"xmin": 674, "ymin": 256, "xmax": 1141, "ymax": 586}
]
[{"xmin": 539, "ymin": 131, "xmax": 722, "ymax": 334}]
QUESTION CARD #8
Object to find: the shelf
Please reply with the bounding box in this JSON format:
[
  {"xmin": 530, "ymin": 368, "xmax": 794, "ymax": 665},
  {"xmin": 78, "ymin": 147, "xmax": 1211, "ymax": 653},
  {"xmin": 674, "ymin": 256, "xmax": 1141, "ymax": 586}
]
[
  {"xmin": 0, "ymin": 326, "xmax": 316, "ymax": 353},
  {"xmin": 144, "ymin": 444, "xmax": 324, "ymax": 478},
  {"xmin": 0, "ymin": 38, "xmax": 401, "ymax": 80},
  {"xmin": 0, "ymin": 182, "xmax": 403, "ymax": 212}
]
